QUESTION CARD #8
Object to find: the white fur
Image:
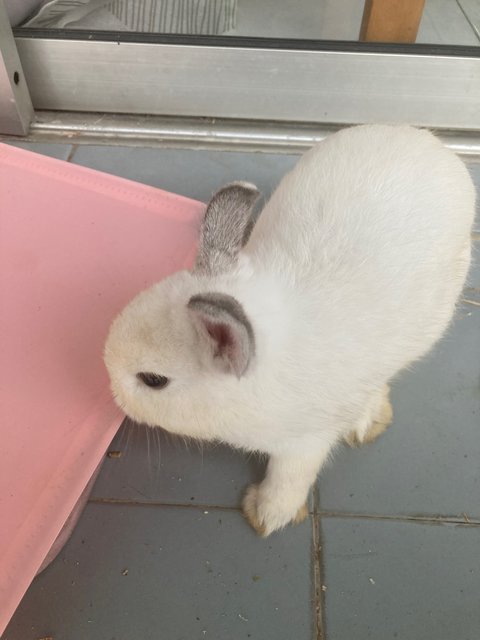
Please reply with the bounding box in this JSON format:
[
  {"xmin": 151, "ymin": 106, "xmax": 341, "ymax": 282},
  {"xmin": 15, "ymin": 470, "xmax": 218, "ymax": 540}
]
[{"xmin": 104, "ymin": 125, "xmax": 475, "ymax": 536}]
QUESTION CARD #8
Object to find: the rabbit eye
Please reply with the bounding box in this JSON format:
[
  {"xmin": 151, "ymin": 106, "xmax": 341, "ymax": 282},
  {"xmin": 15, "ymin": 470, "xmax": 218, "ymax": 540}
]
[{"xmin": 136, "ymin": 372, "xmax": 169, "ymax": 389}]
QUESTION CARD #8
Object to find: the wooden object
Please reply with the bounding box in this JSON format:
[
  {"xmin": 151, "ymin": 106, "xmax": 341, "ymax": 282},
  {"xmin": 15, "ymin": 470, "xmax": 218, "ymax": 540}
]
[{"xmin": 360, "ymin": 0, "xmax": 426, "ymax": 43}]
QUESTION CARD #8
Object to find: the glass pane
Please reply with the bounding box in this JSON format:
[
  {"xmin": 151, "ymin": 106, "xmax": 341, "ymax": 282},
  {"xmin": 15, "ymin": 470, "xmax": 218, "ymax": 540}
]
[{"xmin": 7, "ymin": 0, "xmax": 480, "ymax": 47}]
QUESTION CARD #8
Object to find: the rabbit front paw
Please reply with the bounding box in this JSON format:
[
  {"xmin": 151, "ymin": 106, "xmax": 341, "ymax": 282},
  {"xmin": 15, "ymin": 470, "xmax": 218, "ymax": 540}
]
[
  {"xmin": 345, "ymin": 385, "xmax": 393, "ymax": 447},
  {"xmin": 242, "ymin": 483, "xmax": 308, "ymax": 537}
]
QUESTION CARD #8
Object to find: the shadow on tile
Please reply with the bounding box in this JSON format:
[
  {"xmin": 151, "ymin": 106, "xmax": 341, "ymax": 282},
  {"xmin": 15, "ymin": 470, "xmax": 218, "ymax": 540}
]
[
  {"xmin": 92, "ymin": 420, "xmax": 267, "ymax": 508},
  {"xmin": 71, "ymin": 145, "xmax": 299, "ymax": 202},
  {"xmin": 1, "ymin": 141, "xmax": 73, "ymax": 160}
]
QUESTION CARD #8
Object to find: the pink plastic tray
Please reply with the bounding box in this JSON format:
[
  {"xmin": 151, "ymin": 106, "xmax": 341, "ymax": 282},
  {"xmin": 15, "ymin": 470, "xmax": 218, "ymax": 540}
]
[{"xmin": 0, "ymin": 143, "xmax": 204, "ymax": 634}]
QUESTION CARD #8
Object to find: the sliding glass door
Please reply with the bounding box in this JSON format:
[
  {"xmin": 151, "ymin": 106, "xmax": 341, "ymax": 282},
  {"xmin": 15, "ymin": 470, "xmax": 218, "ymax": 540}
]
[{"xmin": 1, "ymin": 0, "xmax": 479, "ymax": 146}]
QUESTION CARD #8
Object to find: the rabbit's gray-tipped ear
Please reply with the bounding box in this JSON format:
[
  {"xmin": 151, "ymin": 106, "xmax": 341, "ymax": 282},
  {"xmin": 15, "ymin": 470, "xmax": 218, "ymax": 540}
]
[
  {"xmin": 194, "ymin": 182, "xmax": 260, "ymax": 276},
  {"xmin": 188, "ymin": 292, "xmax": 255, "ymax": 378}
]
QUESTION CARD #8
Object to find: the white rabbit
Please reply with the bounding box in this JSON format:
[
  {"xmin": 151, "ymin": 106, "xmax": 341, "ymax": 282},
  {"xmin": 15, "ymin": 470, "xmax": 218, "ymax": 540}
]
[{"xmin": 104, "ymin": 125, "xmax": 475, "ymax": 536}]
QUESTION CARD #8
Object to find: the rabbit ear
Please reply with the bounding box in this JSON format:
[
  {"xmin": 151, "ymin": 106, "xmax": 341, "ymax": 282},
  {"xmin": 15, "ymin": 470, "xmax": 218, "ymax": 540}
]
[
  {"xmin": 194, "ymin": 182, "xmax": 260, "ymax": 276},
  {"xmin": 188, "ymin": 292, "xmax": 255, "ymax": 378}
]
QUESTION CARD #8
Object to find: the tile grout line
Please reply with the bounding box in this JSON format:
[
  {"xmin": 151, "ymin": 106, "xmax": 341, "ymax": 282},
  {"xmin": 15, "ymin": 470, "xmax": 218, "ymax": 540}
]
[
  {"xmin": 312, "ymin": 483, "xmax": 327, "ymax": 640},
  {"xmin": 66, "ymin": 144, "xmax": 79, "ymax": 163},
  {"xmin": 316, "ymin": 510, "xmax": 480, "ymax": 526},
  {"xmin": 88, "ymin": 497, "xmax": 480, "ymax": 527},
  {"xmin": 89, "ymin": 497, "xmax": 240, "ymax": 511},
  {"xmin": 312, "ymin": 484, "xmax": 327, "ymax": 640}
]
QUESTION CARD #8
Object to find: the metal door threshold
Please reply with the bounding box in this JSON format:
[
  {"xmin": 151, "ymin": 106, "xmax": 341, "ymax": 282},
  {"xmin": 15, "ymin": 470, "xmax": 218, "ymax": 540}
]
[{"xmin": 4, "ymin": 111, "xmax": 480, "ymax": 158}]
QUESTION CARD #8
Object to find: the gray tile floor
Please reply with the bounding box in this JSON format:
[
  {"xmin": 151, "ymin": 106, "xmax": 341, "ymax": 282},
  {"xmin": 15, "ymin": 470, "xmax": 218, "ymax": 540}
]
[{"xmin": 2, "ymin": 141, "xmax": 480, "ymax": 640}]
